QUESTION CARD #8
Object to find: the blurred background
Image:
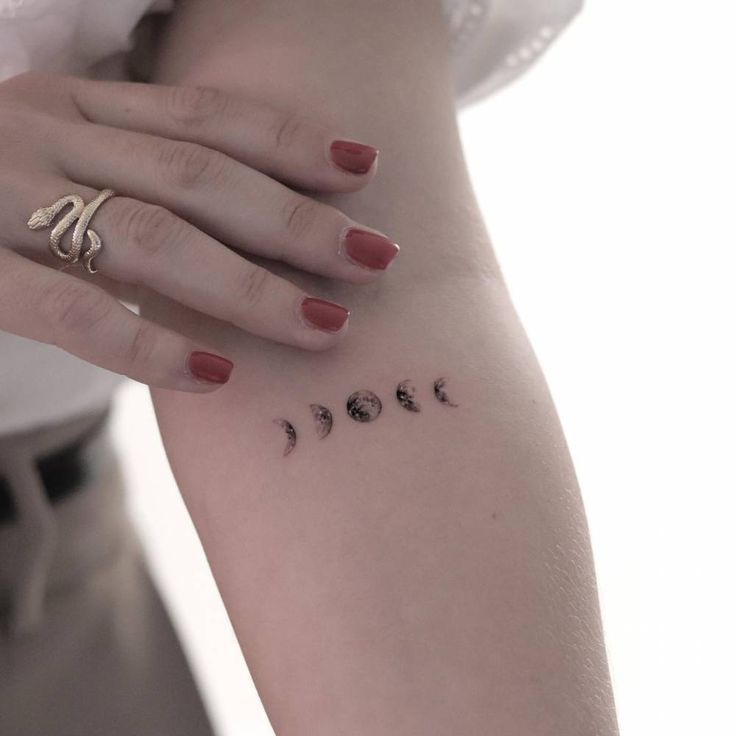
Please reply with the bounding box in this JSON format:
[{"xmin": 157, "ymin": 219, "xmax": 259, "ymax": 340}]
[{"xmin": 112, "ymin": 1, "xmax": 736, "ymax": 734}]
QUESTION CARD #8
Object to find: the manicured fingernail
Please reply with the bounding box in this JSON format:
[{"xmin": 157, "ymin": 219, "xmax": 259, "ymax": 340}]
[
  {"xmin": 300, "ymin": 297, "xmax": 350, "ymax": 333},
  {"xmin": 342, "ymin": 228, "xmax": 400, "ymax": 271},
  {"xmin": 330, "ymin": 140, "xmax": 378, "ymax": 175},
  {"xmin": 187, "ymin": 351, "xmax": 234, "ymax": 384}
]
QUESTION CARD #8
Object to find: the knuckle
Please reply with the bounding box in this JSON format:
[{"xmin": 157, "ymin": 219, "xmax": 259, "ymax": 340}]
[
  {"xmin": 164, "ymin": 84, "xmax": 231, "ymax": 126},
  {"xmin": 234, "ymin": 265, "xmax": 271, "ymax": 309},
  {"xmin": 0, "ymin": 105, "xmax": 35, "ymax": 141},
  {"xmin": 0, "ymin": 96, "xmax": 59, "ymax": 163},
  {"xmin": 270, "ymin": 112, "xmax": 308, "ymax": 153},
  {"xmin": 42, "ymin": 279, "xmax": 110, "ymax": 339},
  {"xmin": 125, "ymin": 321, "xmax": 158, "ymax": 372},
  {"xmin": 1, "ymin": 70, "xmax": 47, "ymax": 97},
  {"xmin": 157, "ymin": 140, "xmax": 227, "ymax": 190},
  {"xmin": 117, "ymin": 200, "xmax": 178, "ymax": 260},
  {"xmin": 14, "ymin": 70, "xmax": 50, "ymax": 86},
  {"xmin": 1, "ymin": 71, "xmax": 70, "ymax": 114},
  {"xmin": 282, "ymin": 196, "xmax": 320, "ymax": 242}
]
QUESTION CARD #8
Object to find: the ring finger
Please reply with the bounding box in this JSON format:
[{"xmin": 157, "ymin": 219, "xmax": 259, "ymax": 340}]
[{"xmin": 10, "ymin": 175, "xmax": 354, "ymax": 351}]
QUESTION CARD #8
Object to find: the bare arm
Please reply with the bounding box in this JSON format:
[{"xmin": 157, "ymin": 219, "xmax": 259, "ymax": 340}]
[{"xmin": 143, "ymin": 1, "xmax": 618, "ymax": 733}]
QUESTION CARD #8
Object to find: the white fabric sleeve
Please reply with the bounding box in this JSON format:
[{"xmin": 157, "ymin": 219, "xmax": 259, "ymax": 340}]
[
  {"xmin": 442, "ymin": 0, "xmax": 584, "ymax": 108},
  {"xmin": 0, "ymin": 0, "xmax": 173, "ymax": 81}
]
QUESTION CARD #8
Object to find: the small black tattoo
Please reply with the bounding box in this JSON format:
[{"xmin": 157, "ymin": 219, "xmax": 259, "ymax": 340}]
[
  {"xmin": 433, "ymin": 377, "xmax": 458, "ymax": 407},
  {"xmin": 346, "ymin": 390, "xmax": 382, "ymax": 422},
  {"xmin": 274, "ymin": 377, "xmax": 461, "ymax": 456},
  {"xmin": 273, "ymin": 418, "xmax": 297, "ymax": 456},
  {"xmin": 310, "ymin": 404, "xmax": 333, "ymax": 439},
  {"xmin": 396, "ymin": 379, "xmax": 421, "ymax": 412}
]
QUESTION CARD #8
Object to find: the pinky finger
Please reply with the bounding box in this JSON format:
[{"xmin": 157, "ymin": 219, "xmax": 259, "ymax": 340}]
[{"xmin": 0, "ymin": 249, "xmax": 233, "ymax": 392}]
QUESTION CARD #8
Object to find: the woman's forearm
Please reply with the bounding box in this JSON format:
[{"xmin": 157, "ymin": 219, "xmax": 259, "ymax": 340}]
[{"xmin": 144, "ymin": 1, "xmax": 618, "ymax": 733}]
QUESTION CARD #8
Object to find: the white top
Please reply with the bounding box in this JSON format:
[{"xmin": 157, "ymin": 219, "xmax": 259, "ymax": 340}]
[{"xmin": 0, "ymin": 0, "xmax": 582, "ymax": 436}]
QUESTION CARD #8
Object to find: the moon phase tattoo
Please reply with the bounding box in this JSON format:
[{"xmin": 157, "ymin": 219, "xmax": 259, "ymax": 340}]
[
  {"xmin": 273, "ymin": 377, "xmax": 459, "ymax": 456},
  {"xmin": 396, "ymin": 379, "xmax": 421, "ymax": 412},
  {"xmin": 433, "ymin": 377, "xmax": 459, "ymax": 407},
  {"xmin": 346, "ymin": 390, "xmax": 383, "ymax": 422},
  {"xmin": 273, "ymin": 418, "xmax": 297, "ymax": 456},
  {"xmin": 310, "ymin": 404, "xmax": 333, "ymax": 439}
]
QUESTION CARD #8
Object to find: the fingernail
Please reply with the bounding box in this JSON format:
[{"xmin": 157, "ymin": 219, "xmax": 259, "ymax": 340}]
[
  {"xmin": 300, "ymin": 297, "xmax": 350, "ymax": 333},
  {"xmin": 187, "ymin": 351, "xmax": 234, "ymax": 384},
  {"xmin": 342, "ymin": 228, "xmax": 400, "ymax": 271},
  {"xmin": 330, "ymin": 140, "xmax": 378, "ymax": 175}
]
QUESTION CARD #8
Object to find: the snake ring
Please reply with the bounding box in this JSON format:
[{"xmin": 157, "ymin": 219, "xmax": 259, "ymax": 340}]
[{"xmin": 27, "ymin": 188, "xmax": 116, "ymax": 274}]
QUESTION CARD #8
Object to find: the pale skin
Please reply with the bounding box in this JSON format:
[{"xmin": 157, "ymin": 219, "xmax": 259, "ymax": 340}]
[{"xmin": 139, "ymin": 0, "xmax": 620, "ymax": 734}]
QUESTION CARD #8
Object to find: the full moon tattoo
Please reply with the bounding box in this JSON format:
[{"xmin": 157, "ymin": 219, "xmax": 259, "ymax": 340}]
[
  {"xmin": 346, "ymin": 390, "xmax": 383, "ymax": 422},
  {"xmin": 272, "ymin": 377, "xmax": 458, "ymax": 456}
]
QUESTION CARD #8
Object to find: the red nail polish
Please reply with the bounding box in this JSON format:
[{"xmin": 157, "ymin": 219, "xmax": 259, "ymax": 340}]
[
  {"xmin": 187, "ymin": 351, "xmax": 233, "ymax": 384},
  {"xmin": 330, "ymin": 140, "xmax": 378, "ymax": 175},
  {"xmin": 300, "ymin": 297, "xmax": 350, "ymax": 332},
  {"xmin": 342, "ymin": 228, "xmax": 400, "ymax": 270}
]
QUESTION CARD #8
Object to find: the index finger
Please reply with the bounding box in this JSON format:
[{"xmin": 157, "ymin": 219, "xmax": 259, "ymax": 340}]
[{"xmin": 68, "ymin": 77, "xmax": 379, "ymax": 193}]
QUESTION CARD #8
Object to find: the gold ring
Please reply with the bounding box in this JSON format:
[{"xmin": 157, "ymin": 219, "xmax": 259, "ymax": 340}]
[{"xmin": 27, "ymin": 188, "xmax": 116, "ymax": 274}]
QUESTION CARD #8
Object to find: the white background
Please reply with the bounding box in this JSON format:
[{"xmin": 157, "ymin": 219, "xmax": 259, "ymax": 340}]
[{"xmin": 112, "ymin": 2, "xmax": 736, "ymax": 734}]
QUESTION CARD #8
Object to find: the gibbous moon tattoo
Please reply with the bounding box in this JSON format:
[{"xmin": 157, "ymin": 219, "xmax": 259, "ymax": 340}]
[
  {"xmin": 396, "ymin": 379, "xmax": 421, "ymax": 412},
  {"xmin": 346, "ymin": 390, "xmax": 383, "ymax": 422},
  {"xmin": 273, "ymin": 418, "xmax": 297, "ymax": 456},
  {"xmin": 310, "ymin": 404, "xmax": 333, "ymax": 439},
  {"xmin": 433, "ymin": 377, "xmax": 459, "ymax": 407}
]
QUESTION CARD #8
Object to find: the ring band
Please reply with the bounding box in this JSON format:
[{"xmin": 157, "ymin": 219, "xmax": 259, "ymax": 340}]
[{"xmin": 27, "ymin": 188, "xmax": 116, "ymax": 274}]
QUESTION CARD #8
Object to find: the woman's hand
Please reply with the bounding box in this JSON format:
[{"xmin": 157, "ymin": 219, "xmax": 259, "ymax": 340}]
[{"xmin": 0, "ymin": 71, "xmax": 400, "ymax": 390}]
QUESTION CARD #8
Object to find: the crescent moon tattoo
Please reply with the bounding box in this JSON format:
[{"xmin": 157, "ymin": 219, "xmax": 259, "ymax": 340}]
[
  {"xmin": 273, "ymin": 418, "xmax": 297, "ymax": 456},
  {"xmin": 396, "ymin": 379, "xmax": 421, "ymax": 412},
  {"xmin": 433, "ymin": 377, "xmax": 458, "ymax": 407},
  {"xmin": 310, "ymin": 404, "xmax": 333, "ymax": 439},
  {"xmin": 346, "ymin": 390, "xmax": 383, "ymax": 422}
]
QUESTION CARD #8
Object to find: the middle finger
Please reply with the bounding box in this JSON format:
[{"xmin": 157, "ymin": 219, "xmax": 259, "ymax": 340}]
[{"xmin": 54, "ymin": 121, "xmax": 401, "ymax": 283}]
